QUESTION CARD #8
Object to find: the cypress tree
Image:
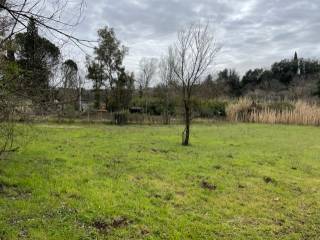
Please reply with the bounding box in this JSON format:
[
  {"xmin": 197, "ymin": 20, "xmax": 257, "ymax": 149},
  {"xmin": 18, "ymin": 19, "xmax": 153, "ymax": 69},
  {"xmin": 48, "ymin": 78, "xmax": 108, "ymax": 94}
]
[{"xmin": 293, "ymin": 51, "xmax": 299, "ymax": 75}]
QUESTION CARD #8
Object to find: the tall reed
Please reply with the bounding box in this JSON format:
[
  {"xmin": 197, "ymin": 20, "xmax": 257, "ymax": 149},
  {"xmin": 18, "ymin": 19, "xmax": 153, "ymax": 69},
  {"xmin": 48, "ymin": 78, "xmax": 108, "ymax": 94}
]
[{"xmin": 227, "ymin": 99, "xmax": 320, "ymax": 126}]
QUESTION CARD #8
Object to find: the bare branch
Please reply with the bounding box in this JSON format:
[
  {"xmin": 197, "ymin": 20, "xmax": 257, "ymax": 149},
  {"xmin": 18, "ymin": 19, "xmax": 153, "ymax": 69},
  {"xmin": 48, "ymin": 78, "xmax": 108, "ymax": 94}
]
[
  {"xmin": 0, "ymin": 0, "xmax": 95, "ymax": 49},
  {"xmin": 170, "ymin": 21, "xmax": 220, "ymax": 145}
]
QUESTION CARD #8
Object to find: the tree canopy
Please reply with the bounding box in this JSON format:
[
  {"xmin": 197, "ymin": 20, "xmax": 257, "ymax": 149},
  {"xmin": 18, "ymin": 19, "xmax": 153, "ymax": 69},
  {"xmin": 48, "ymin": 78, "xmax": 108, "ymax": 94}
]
[{"xmin": 14, "ymin": 18, "xmax": 60, "ymax": 102}]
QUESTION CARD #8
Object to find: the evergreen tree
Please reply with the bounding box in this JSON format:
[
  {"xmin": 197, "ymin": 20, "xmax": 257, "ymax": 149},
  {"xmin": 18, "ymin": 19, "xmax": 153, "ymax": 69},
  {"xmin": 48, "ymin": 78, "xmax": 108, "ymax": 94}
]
[
  {"xmin": 217, "ymin": 69, "xmax": 241, "ymax": 97},
  {"xmin": 86, "ymin": 59, "xmax": 103, "ymax": 109},
  {"xmin": 93, "ymin": 26, "xmax": 128, "ymax": 108},
  {"xmin": 241, "ymin": 68, "xmax": 264, "ymax": 88},
  {"xmin": 110, "ymin": 68, "xmax": 134, "ymax": 111},
  {"xmin": 293, "ymin": 51, "xmax": 299, "ymax": 75},
  {"xmin": 15, "ymin": 18, "xmax": 60, "ymax": 104},
  {"xmin": 60, "ymin": 59, "xmax": 79, "ymax": 113},
  {"xmin": 271, "ymin": 60, "xmax": 296, "ymax": 85},
  {"xmin": 62, "ymin": 60, "xmax": 78, "ymax": 89}
]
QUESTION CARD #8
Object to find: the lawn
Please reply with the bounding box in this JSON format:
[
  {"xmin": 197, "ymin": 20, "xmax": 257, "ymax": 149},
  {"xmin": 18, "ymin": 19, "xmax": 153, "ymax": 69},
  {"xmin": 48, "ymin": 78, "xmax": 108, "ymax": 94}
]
[{"xmin": 0, "ymin": 123, "xmax": 320, "ymax": 239}]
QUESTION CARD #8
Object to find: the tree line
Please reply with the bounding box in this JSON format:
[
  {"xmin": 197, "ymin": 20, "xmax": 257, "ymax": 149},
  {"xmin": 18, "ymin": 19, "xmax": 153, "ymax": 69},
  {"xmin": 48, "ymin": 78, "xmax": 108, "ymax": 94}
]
[
  {"xmin": 1, "ymin": 3, "xmax": 219, "ymax": 147},
  {"xmin": 200, "ymin": 52, "xmax": 320, "ymax": 100},
  {"xmin": 1, "ymin": 0, "xmax": 320, "ymax": 149}
]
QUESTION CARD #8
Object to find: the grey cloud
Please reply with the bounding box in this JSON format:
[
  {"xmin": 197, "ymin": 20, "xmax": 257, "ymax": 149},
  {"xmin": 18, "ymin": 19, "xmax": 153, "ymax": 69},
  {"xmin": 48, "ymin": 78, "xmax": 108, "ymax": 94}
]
[{"xmin": 65, "ymin": 0, "xmax": 320, "ymax": 76}]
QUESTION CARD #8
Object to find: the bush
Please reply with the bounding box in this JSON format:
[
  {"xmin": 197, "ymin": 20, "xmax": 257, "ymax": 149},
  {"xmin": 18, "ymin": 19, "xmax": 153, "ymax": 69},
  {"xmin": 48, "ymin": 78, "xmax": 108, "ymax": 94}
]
[
  {"xmin": 131, "ymin": 97, "xmax": 176, "ymax": 116},
  {"xmin": 193, "ymin": 99, "xmax": 227, "ymax": 118}
]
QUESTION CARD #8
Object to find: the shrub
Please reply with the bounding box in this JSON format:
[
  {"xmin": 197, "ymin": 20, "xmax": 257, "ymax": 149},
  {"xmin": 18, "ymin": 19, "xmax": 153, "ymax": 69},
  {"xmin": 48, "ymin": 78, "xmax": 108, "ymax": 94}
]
[
  {"xmin": 193, "ymin": 99, "xmax": 227, "ymax": 118},
  {"xmin": 131, "ymin": 97, "xmax": 176, "ymax": 116}
]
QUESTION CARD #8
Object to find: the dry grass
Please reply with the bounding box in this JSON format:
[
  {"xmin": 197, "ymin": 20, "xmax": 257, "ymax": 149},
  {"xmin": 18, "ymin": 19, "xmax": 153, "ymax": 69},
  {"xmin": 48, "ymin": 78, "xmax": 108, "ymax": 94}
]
[{"xmin": 227, "ymin": 98, "xmax": 320, "ymax": 126}]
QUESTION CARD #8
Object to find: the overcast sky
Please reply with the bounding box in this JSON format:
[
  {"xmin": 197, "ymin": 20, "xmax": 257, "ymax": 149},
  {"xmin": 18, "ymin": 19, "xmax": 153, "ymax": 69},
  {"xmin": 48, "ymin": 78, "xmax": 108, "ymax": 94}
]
[{"xmin": 62, "ymin": 0, "xmax": 320, "ymax": 77}]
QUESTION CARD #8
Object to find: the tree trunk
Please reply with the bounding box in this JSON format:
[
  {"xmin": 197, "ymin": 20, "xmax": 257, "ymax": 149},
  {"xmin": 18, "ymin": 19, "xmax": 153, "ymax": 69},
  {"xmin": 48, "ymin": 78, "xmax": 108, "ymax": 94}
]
[
  {"xmin": 105, "ymin": 88, "xmax": 109, "ymax": 111},
  {"xmin": 78, "ymin": 86, "xmax": 82, "ymax": 112},
  {"xmin": 94, "ymin": 87, "xmax": 100, "ymax": 110},
  {"xmin": 182, "ymin": 100, "xmax": 190, "ymax": 146},
  {"xmin": 164, "ymin": 89, "xmax": 170, "ymax": 125}
]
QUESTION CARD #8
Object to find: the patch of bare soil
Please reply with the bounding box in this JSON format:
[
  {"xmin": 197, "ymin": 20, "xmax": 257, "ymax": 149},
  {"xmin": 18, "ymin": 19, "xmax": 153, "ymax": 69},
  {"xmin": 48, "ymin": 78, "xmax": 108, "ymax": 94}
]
[
  {"xmin": 200, "ymin": 180, "xmax": 217, "ymax": 191},
  {"xmin": 92, "ymin": 216, "xmax": 131, "ymax": 233}
]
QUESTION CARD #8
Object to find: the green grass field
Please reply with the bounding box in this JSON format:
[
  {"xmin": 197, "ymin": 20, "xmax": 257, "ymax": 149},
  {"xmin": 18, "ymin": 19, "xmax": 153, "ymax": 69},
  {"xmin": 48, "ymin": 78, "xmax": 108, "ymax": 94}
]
[{"xmin": 1, "ymin": 123, "xmax": 320, "ymax": 239}]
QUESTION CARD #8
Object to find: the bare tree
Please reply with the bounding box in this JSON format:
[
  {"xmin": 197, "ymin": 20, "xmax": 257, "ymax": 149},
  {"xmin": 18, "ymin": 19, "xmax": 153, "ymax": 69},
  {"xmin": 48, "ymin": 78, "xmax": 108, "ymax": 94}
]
[
  {"xmin": 171, "ymin": 22, "xmax": 220, "ymax": 146},
  {"xmin": 0, "ymin": 95, "xmax": 15, "ymax": 156},
  {"xmin": 0, "ymin": 54, "xmax": 26, "ymax": 156},
  {"xmin": 159, "ymin": 47, "xmax": 175, "ymax": 124},
  {"xmin": 138, "ymin": 57, "xmax": 157, "ymax": 113}
]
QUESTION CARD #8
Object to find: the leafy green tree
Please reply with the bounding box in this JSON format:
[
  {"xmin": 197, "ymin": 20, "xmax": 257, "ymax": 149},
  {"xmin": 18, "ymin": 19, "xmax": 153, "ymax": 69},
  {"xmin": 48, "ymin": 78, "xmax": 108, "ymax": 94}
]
[
  {"xmin": 241, "ymin": 69, "xmax": 264, "ymax": 89},
  {"xmin": 217, "ymin": 69, "xmax": 241, "ymax": 97},
  {"xmin": 62, "ymin": 60, "xmax": 78, "ymax": 90},
  {"xmin": 60, "ymin": 59, "xmax": 79, "ymax": 113},
  {"xmin": 109, "ymin": 68, "xmax": 135, "ymax": 111},
  {"xmin": 93, "ymin": 26, "xmax": 128, "ymax": 107},
  {"xmin": 86, "ymin": 59, "xmax": 103, "ymax": 109},
  {"xmin": 271, "ymin": 60, "xmax": 296, "ymax": 85},
  {"xmin": 302, "ymin": 59, "xmax": 320, "ymax": 75},
  {"xmin": 15, "ymin": 18, "xmax": 60, "ymax": 104}
]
